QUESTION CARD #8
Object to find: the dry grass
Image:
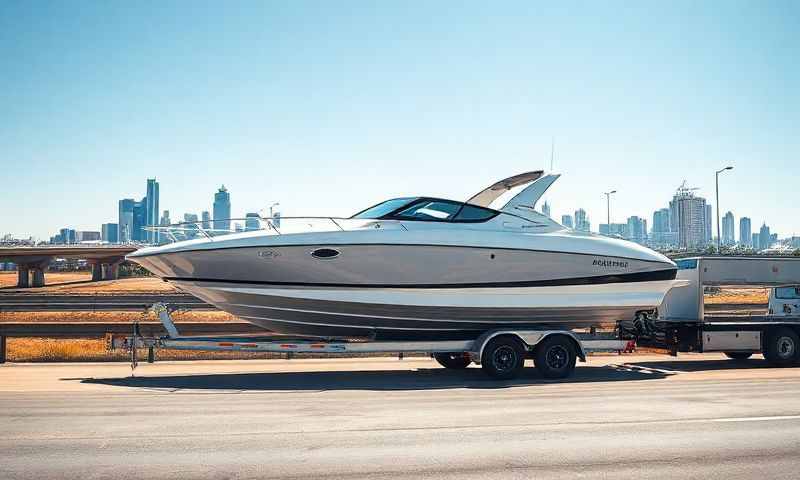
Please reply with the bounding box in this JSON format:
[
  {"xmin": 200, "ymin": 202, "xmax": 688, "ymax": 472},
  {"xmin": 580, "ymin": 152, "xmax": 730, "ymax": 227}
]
[
  {"xmin": 0, "ymin": 272, "xmax": 176, "ymax": 293},
  {"xmin": 5, "ymin": 338, "xmax": 421, "ymax": 362},
  {"xmin": 0, "ymin": 271, "xmax": 91, "ymax": 288},
  {"xmin": 704, "ymin": 288, "xmax": 768, "ymax": 304},
  {"xmin": 0, "ymin": 310, "xmax": 239, "ymax": 324},
  {"xmin": 6, "ymin": 337, "xmax": 296, "ymax": 362}
]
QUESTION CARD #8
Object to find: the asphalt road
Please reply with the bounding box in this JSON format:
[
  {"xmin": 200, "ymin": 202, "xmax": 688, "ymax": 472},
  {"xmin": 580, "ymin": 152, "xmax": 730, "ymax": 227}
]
[{"xmin": 2, "ymin": 354, "xmax": 800, "ymax": 479}]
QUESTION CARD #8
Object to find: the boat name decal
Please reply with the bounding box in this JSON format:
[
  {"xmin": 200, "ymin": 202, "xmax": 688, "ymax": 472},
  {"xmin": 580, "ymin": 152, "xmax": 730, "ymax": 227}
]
[
  {"xmin": 592, "ymin": 259, "xmax": 628, "ymax": 268},
  {"xmin": 258, "ymin": 250, "xmax": 282, "ymax": 259}
]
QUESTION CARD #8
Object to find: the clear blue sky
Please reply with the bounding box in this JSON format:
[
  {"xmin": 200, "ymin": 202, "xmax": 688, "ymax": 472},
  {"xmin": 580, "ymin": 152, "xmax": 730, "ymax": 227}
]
[{"xmin": 1, "ymin": 1, "xmax": 798, "ymax": 240}]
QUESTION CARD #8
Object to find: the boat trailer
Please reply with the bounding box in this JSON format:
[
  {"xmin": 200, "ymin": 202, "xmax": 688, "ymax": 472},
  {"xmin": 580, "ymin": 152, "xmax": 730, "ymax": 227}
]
[{"xmin": 109, "ymin": 303, "xmax": 632, "ymax": 380}]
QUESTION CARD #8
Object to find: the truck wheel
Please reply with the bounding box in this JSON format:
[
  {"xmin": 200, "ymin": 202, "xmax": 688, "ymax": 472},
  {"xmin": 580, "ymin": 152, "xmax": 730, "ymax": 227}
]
[
  {"xmin": 534, "ymin": 335, "xmax": 577, "ymax": 379},
  {"xmin": 481, "ymin": 336, "xmax": 526, "ymax": 380},
  {"xmin": 724, "ymin": 352, "xmax": 753, "ymax": 361},
  {"xmin": 433, "ymin": 352, "xmax": 471, "ymax": 369},
  {"xmin": 764, "ymin": 327, "xmax": 800, "ymax": 367}
]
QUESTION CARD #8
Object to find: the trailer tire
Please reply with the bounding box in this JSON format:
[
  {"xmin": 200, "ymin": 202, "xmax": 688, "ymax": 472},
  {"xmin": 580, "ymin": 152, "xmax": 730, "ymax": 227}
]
[
  {"xmin": 764, "ymin": 327, "xmax": 799, "ymax": 367},
  {"xmin": 481, "ymin": 336, "xmax": 526, "ymax": 380},
  {"xmin": 433, "ymin": 352, "xmax": 471, "ymax": 369},
  {"xmin": 534, "ymin": 335, "xmax": 577, "ymax": 379},
  {"xmin": 723, "ymin": 352, "xmax": 753, "ymax": 361}
]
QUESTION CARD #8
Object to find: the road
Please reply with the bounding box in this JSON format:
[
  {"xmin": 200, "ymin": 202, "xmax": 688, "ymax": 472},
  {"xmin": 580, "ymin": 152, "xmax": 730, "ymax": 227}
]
[{"xmin": 2, "ymin": 354, "xmax": 800, "ymax": 479}]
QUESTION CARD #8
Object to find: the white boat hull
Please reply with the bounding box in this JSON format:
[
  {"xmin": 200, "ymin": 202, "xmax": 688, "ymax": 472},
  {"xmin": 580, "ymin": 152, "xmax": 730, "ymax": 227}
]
[{"xmin": 173, "ymin": 279, "xmax": 682, "ymax": 339}]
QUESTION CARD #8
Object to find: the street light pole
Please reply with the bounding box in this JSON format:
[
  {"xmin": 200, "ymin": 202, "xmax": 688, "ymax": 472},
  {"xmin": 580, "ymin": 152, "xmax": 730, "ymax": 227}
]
[
  {"xmin": 604, "ymin": 190, "xmax": 616, "ymax": 234},
  {"xmin": 715, "ymin": 166, "xmax": 733, "ymax": 250}
]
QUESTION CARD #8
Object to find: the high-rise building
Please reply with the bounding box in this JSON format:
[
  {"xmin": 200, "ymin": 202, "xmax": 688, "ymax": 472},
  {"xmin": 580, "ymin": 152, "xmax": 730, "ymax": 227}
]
[
  {"xmin": 704, "ymin": 204, "xmax": 713, "ymax": 245},
  {"xmin": 102, "ymin": 223, "xmax": 118, "ymax": 243},
  {"xmin": 213, "ymin": 185, "xmax": 231, "ymax": 232},
  {"xmin": 599, "ymin": 223, "xmax": 627, "ymax": 237},
  {"xmin": 245, "ymin": 213, "xmax": 261, "ymax": 231},
  {"xmin": 76, "ymin": 231, "xmax": 101, "ymax": 242},
  {"xmin": 201, "ymin": 211, "xmax": 211, "ymax": 230},
  {"xmin": 759, "ymin": 223, "xmax": 771, "ymax": 251},
  {"xmin": 56, "ymin": 228, "xmax": 76, "ymax": 244},
  {"xmin": 739, "ymin": 217, "xmax": 752, "ymax": 246},
  {"xmin": 145, "ymin": 178, "xmax": 160, "ymax": 244},
  {"xmin": 669, "ymin": 184, "xmax": 708, "ymax": 249},
  {"xmin": 752, "ymin": 233, "xmax": 760, "ymax": 251},
  {"xmin": 183, "ymin": 213, "xmax": 200, "ymax": 240},
  {"xmin": 627, "ymin": 216, "xmax": 647, "ymax": 244},
  {"xmin": 541, "ymin": 201, "xmax": 551, "ymax": 218},
  {"xmin": 722, "ymin": 211, "xmax": 735, "ymax": 245},
  {"xmin": 574, "ymin": 209, "xmax": 590, "ymax": 232},
  {"xmin": 160, "ymin": 210, "xmax": 171, "ymax": 227},
  {"xmin": 118, "ymin": 199, "xmax": 135, "ymax": 243},
  {"xmin": 561, "ymin": 214, "xmax": 573, "ymax": 229},
  {"xmin": 651, "ymin": 208, "xmax": 672, "ymax": 246}
]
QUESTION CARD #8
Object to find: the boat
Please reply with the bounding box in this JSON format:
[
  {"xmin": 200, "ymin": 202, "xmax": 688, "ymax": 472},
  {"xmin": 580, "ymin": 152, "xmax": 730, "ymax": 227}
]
[{"xmin": 127, "ymin": 171, "xmax": 681, "ymax": 340}]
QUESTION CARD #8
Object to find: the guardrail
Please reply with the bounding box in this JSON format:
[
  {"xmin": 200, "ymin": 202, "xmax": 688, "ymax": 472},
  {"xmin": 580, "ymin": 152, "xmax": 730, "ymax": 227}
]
[
  {"xmin": 0, "ymin": 294, "xmax": 211, "ymax": 312},
  {"xmin": 0, "ymin": 322, "xmax": 265, "ymax": 363}
]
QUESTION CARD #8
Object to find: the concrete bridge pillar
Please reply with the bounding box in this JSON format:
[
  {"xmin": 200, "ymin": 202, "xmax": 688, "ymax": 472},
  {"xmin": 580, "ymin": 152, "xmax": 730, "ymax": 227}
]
[
  {"xmin": 31, "ymin": 268, "xmax": 46, "ymax": 288},
  {"xmin": 17, "ymin": 267, "xmax": 30, "ymax": 288},
  {"xmin": 91, "ymin": 262, "xmax": 103, "ymax": 282},
  {"xmin": 102, "ymin": 262, "xmax": 120, "ymax": 281}
]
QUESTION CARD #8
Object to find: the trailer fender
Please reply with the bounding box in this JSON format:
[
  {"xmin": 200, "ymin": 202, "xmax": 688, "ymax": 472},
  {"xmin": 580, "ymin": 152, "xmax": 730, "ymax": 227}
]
[{"xmin": 470, "ymin": 330, "xmax": 587, "ymax": 364}]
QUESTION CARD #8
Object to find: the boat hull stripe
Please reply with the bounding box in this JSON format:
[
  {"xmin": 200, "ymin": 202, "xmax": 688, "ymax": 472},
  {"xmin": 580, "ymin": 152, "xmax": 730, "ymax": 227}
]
[{"xmin": 163, "ymin": 268, "xmax": 676, "ymax": 289}]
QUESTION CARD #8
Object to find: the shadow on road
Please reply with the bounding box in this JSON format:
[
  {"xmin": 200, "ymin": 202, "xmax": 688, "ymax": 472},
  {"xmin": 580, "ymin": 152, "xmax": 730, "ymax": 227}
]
[
  {"xmin": 624, "ymin": 358, "xmax": 771, "ymax": 373},
  {"xmin": 81, "ymin": 364, "xmax": 668, "ymax": 391}
]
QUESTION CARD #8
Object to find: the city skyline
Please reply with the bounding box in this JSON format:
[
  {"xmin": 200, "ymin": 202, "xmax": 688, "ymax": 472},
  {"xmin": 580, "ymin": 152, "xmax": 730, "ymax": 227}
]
[
  {"xmin": 20, "ymin": 173, "xmax": 790, "ymax": 252},
  {"xmin": 2, "ymin": 2, "xmax": 798, "ymax": 239}
]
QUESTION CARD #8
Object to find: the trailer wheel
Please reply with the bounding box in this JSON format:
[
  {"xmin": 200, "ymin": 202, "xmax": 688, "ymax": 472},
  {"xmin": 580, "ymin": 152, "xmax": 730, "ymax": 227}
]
[
  {"xmin": 433, "ymin": 352, "xmax": 471, "ymax": 369},
  {"xmin": 764, "ymin": 327, "xmax": 800, "ymax": 367},
  {"xmin": 534, "ymin": 335, "xmax": 577, "ymax": 379},
  {"xmin": 481, "ymin": 336, "xmax": 526, "ymax": 380},
  {"xmin": 723, "ymin": 351, "xmax": 753, "ymax": 361}
]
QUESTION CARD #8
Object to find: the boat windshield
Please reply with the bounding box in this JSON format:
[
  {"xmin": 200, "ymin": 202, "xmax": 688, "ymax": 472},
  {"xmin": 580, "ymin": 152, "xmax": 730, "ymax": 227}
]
[
  {"xmin": 352, "ymin": 197, "xmax": 501, "ymax": 223},
  {"xmin": 351, "ymin": 197, "xmax": 419, "ymax": 219}
]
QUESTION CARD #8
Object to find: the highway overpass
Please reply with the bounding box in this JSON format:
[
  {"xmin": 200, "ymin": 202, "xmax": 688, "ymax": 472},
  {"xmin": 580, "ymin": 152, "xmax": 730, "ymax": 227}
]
[{"xmin": 0, "ymin": 245, "xmax": 139, "ymax": 288}]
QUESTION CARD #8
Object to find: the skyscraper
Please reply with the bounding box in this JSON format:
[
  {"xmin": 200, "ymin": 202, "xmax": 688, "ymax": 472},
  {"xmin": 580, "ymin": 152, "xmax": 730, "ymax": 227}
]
[
  {"xmin": 722, "ymin": 211, "xmax": 735, "ymax": 245},
  {"xmin": 118, "ymin": 199, "xmax": 135, "ymax": 243},
  {"xmin": 759, "ymin": 223, "xmax": 771, "ymax": 250},
  {"xmin": 132, "ymin": 198, "xmax": 146, "ymax": 241},
  {"xmin": 739, "ymin": 217, "xmax": 752, "ymax": 246},
  {"xmin": 213, "ymin": 185, "xmax": 231, "ymax": 232},
  {"xmin": 201, "ymin": 211, "xmax": 211, "ymax": 230},
  {"xmin": 574, "ymin": 209, "xmax": 590, "ymax": 232},
  {"xmin": 160, "ymin": 210, "xmax": 171, "ymax": 227},
  {"xmin": 651, "ymin": 208, "xmax": 671, "ymax": 245},
  {"xmin": 561, "ymin": 214, "xmax": 573, "ymax": 229},
  {"xmin": 101, "ymin": 223, "xmax": 118, "ymax": 243},
  {"xmin": 541, "ymin": 201, "xmax": 551, "ymax": 218},
  {"xmin": 145, "ymin": 178, "xmax": 160, "ymax": 244},
  {"xmin": 670, "ymin": 184, "xmax": 708, "ymax": 249},
  {"xmin": 704, "ymin": 204, "xmax": 713, "ymax": 245},
  {"xmin": 627, "ymin": 216, "xmax": 647, "ymax": 244},
  {"xmin": 183, "ymin": 213, "xmax": 200, "ymax": 240},
  {"xmin": 245, "ymin": 213, "xmax": 261, "ymax": 231}
]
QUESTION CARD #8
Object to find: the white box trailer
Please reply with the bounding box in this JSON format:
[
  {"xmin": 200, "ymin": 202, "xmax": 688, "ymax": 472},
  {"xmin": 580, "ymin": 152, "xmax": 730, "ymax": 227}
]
[
  {"xmin": 646, "ymin": 256, "xmax": 800, "ymax": 364},
  {"xmin": 110, "ymin": 256, "xmax": 800, "ymax": 380}
]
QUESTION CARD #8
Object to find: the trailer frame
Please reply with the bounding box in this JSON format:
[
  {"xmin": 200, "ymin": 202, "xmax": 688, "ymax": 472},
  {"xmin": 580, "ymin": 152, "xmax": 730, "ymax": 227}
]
[{"xmin": 109, "ymin": 303, "xmax": 632, "ymax": 379}]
